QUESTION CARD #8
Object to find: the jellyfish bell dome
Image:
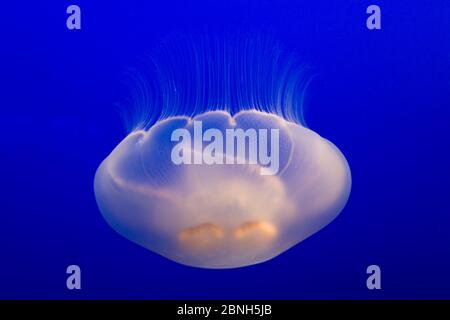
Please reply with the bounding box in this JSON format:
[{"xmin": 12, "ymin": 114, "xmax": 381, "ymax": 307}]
[{"xmin": 94, "ymin": 109, "xmax": 351, "ymax": 268}]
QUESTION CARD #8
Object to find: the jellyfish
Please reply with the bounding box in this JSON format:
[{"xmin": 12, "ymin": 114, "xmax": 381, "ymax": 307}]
[{"xmin": 94, "ymin": 36, "xmax": 352, "ymax": 268}]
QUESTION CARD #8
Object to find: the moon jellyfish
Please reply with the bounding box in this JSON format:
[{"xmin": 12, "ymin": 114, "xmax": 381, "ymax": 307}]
[{"xmin": 94, "ymin": 36, "xmax": 351, "ymax": 268}]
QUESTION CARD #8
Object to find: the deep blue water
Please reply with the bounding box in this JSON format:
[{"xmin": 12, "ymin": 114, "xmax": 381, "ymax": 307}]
[{"xmin": 1, "ymin": 1, "xmax": 450, "ymax": 299}]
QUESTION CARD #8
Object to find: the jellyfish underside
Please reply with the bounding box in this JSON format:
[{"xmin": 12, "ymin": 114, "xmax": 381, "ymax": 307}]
[{"xmin": 94, "ymin": 110, "xmax": 351, "ymax": 268}]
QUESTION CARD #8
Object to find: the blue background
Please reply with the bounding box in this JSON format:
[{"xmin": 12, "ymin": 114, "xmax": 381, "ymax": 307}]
[{"xmin": 1, "ymin": 1, "xmax": 450, "ymax": 299}]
